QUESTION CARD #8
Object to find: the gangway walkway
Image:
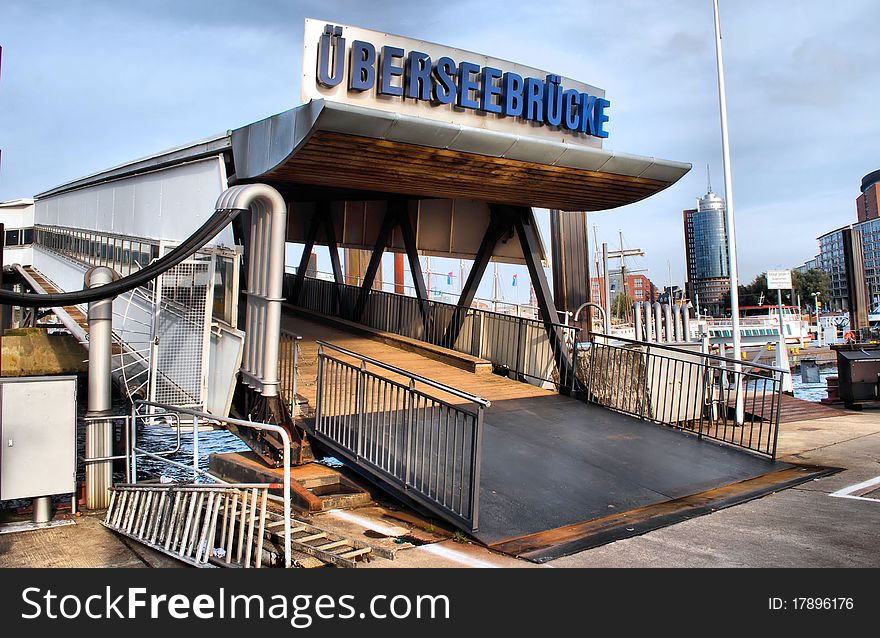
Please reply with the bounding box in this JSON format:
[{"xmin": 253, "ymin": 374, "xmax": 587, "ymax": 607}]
[{"xmin": 280, "ymin": 311, "xmax": 823, "ymax": 560}]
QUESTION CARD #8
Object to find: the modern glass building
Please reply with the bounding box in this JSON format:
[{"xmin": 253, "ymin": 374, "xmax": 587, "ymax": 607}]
[
  {"xmin": 812, "ymin": 170, "xmax": 880, "ymax": 312},
  {"xmin": 683, "ymin": 189, "xmax": 730, "ymax": 314}
]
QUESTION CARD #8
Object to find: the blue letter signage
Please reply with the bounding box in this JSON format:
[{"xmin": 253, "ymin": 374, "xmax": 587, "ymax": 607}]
[{"xmin": 315, "ymin": 23, "xmax": 610, "ymax": 138}]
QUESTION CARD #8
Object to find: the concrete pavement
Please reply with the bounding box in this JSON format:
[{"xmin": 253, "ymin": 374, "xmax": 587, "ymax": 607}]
[{"xmin": 550, "ymin": 410, "xmax": 880, "ymax": 568}]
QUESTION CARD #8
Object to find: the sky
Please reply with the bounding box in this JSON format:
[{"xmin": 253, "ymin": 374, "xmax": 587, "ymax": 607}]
[{"xmin": 1, "ymin": 0, "xmax": 878, "ymax": 299}]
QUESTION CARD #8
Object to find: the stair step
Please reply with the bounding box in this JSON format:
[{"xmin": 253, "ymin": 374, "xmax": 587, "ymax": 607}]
[
  {"xmin": 268, "ymin": 523, "xmax": 307, "ymax": 536},
  {"xmin": 337, "ymin": 548, "xmax": 372, "ymax": 560}
]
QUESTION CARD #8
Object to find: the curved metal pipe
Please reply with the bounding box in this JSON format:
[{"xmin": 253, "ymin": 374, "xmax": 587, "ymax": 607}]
[
  {"xmin": 573, "ymin": 301, "xmax": 607, "ymax": 334},
  {"xmin": 644, "ymin": 300, "xmax": 654, "ymax": 342},
  {"xmin": 663, "ymin": 303, "xmax": 673, "ymax": 343},
  {"xmin": 653, "ymin": 302, "xmax": 663, "ymax": 342},
  {"xmin": 683, "ymin": 302, "xmax": 693, "ymax": 342},
  {"xmin": 672, "ymin": 303, "xmax": 682, "ymax": 342},
  {"xmin": 219, "ymin": 185, "xmax": 287, "ymax": 397},
  {"xmin": 633, "ymin": 301, "xmax": 643, "ymax": 340}
]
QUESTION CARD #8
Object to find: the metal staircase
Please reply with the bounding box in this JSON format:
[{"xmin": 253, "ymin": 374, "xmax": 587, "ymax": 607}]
[{"xmin": 103, "ymin": 483, "xmax": 392, "ymax": 568}]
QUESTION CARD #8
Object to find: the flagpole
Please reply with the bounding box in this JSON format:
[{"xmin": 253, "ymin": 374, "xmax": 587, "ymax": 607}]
[{"xmin": 713, "ymin": 0, "xmax": 744, "ymax": 422}]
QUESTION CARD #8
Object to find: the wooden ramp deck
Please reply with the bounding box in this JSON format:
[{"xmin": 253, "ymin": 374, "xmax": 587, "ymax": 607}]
[
  {"xmin": 282, "ymin": 312, "xmax": 553, "ymax": 410},
  {"xmin": 778, "ymin": 393, "xmax": 851, "ymax": 423},
  {"xmin": 281, "ymin": 311, "xmax": 799, "ymax": 559}
]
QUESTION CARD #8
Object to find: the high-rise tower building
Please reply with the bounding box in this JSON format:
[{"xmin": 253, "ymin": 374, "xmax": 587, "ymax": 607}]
[
  {"xmin": 856, "ymin": 169, "xmax": 880, "ymax": 223},
  {"xmin": 683, "ymin": 185, "xmax": 731, "ymax": 315}
]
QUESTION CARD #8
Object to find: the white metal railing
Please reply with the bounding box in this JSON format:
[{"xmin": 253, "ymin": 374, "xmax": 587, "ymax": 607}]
[{"xmin": 111, "ymin": 400, "xmax": 293, "ymax": 567}]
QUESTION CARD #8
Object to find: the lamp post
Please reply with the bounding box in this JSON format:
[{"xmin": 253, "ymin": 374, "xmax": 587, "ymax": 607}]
[
  {"xmin": 713, "ymin": 0, "xmax": 743, "ymax": 423},
  {"xmin": 812, "ymin": 291, "xmax": 822, "ymax": 346}
]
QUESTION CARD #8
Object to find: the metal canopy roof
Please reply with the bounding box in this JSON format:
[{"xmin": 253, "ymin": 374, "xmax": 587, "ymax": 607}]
[
  {"xmin": 231, "ymin": 100, "xmax": 690, "ymax": 211},
  {"xmin": 36, "ymin": 134, "xmax": 232, "ymax": 199}
]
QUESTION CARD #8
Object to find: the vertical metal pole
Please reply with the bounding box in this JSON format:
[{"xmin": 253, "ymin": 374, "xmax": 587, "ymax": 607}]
[
  {"xmin": 129, "ymin": 411, "xmax": 135, "ymax": 483},
  {"xmin": 86, "ymin": 266, "xmax": 115, "ymax": 510},
  {"xmin": 777, "ymin": 289, "xmax": 785, "ymax": 344},
  {"xmin": 192, "ymin": 414, "xmax": 199, "ymax": 481},
  {"xmin": 514, "ymin": 317, "xmax": 523, "ymax": 381},
  {"xmin": 602, "ymin": 243, "xmax": 611, "ymax": 334},
  {"xmin": 713, "ymin": 0, "xmax": 743, "ymax": 423},
  {"xmin": 32, "ymin": 496, "xmax": 52, "ymax": 524},
  {"xmin": 292, "ymin": 337, "xmax": 300, "ymax": 418},
  {"xmin": 356, "ymin": 361, "xmax": 366, "ymax": 460},
  {"xmin": 633, "ymin": 302, "xmax": 643, "ymax": 340},
  {"xmin": 315, "ymin": 344, "xmax": 325, "ymax": 431},
  {"xmin": 776, "ymin": 289, "xmax": 793, "ymax": 393},
  {"xmin": 470, "ymin": 405, "xmax": 484, "ymax": 532},
  {"xmin": 404, "ymin": 379, "xmax": 415, "ymax": 487}
]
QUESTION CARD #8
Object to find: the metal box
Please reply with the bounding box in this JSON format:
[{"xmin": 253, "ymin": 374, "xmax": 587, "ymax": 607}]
[
  {"xmin": 0, "ymin": 376, "xmax": 77, "ymax": 500},
  {"xmin": 835, "ymin": 347, "xmax": 880, "ymax": 405}
]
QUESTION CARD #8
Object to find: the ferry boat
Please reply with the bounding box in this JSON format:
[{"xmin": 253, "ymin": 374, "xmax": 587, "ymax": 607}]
[{"xmin": 705, "ymin": 305, "xmax": 811, "ymax": 346}]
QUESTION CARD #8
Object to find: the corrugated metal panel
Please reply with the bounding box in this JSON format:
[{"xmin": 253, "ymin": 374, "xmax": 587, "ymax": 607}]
[{"xmin": 33, "ymin": 156, "xmax": 234, "ymax": 247}]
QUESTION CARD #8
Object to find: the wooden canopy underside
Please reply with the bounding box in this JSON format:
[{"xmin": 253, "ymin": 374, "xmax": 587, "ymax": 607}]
[{"xmin": 260, "ymin": 131, "xmax": 670, "ymax": 212}]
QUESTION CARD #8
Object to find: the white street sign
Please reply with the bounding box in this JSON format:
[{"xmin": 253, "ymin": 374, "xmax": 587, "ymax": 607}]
[{"xmin": 767, "ymin": 269, "xmax": 792, "ymax": 290}]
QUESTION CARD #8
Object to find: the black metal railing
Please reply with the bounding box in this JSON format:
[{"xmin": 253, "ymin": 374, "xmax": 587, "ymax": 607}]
[
  {"xmin": 285, "ymin": 273, "xmax": 578, "ymax": 390},
  {"xmin": 311, "ymin": 341, "xmax": 489, "ymax": 531},
  {"xmin": 579, "ymin": 334, "xmax": 785, "ymax": 459}
]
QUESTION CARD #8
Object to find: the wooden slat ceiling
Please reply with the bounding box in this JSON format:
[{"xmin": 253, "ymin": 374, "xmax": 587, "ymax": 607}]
[{"xmin": 261, "ymin": 131, "xmax": 670, "ymax": 212}]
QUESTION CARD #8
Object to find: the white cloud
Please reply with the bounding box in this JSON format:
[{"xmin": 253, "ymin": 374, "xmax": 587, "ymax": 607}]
[{"xmin": 1, "ymin": 0, "xmax": 877, "ymax": 285}]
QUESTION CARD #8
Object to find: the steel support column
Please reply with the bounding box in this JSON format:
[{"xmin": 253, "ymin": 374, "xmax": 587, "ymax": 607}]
[
  {"xmin": 442, "ymin": 208, "xmax": 511, "ymax": 348},
  {"xmin": 509, "ymin": 206, "xmax": 575, "ymax": 393},
  {"xmin": 353, "ymin": 201, "xmax": 401, "ymax": 321},
  {"xmin": 85, "ymin": 266, "xmax": 115, "ymax": 509},
  {"xmin": 397, "ymin": 203, "xmax": 432, "ymax": 336},
  {"xmin": 289, "ymin": 204, "xmax": 321, "ymax": 305},
  {"xmin": 321, "ymin": 208, "xmax": 347, "ymax": 316}
]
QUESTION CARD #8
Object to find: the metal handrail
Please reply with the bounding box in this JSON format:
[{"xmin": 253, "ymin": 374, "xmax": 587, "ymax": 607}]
[
  {"xmin": 130, "ymin": 400, "xmax": 292, "ymax": 568},
  {"xmin": 288, "ymin": 271, "xmax": 578, "ymax": 329},
  {"xmin": 583, "ymin": 335, "xmax": 783, "ymax": 458},
  {"xmin": 317, "ymin": 340, "xmax": 491, "ymax": 407},
  {"xmin": 293, "ymin": 274, "xmax": 577, "ymax": 388},
  {"xmin": 589, "ymin": 332, "xmax": 789, "ymax": 375}
]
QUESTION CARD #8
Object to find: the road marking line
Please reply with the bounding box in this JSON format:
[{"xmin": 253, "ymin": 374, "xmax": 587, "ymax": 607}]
[
  {"xmin": 829, "ymin": 474, "xmax": 880, "ymax": 502},
  {"xmin": 417, "ymin": 543, "xmax": 499, "ymax": 568},
  {"xmin": 323, "ymin": 509, "xmax": 407, "ymax": 537}
]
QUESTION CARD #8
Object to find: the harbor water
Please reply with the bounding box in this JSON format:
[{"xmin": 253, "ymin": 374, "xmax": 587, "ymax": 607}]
[
  {"xmin": 75, "ymin": 377, "xmax": 249, "ymax": 486},
  {"xmin": 791, "ymin": 366, "xmax": 837, "ymax": 403}
]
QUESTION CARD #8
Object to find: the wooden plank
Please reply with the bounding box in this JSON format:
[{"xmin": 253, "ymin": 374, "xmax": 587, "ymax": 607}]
[{"xmin": 262, "ymin": 131, "xmax": 671, "ymax": 212}]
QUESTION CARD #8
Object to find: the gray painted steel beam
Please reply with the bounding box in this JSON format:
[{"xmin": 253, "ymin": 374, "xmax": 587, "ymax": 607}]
[
  {"xmin": 442, "ymin": 208, "xmax": 511, "ymax": 348},
  {"xmin": 353, "ymin": 202, "xmax": 401, "ymax": 321},
  {"xmin": 397, "ymin": 203, "xmax": 432, "ymax": 335},
  {"xmin": 510, "ymin": 206, "xmax": 575, "ymax": 393},
  {"xmin": 322, "ymin": 208, "xmax": 346, "ymax": 316},
  {"xmin": 290, "ymin": 205, "xmax": 321, "ymax": 305}
]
